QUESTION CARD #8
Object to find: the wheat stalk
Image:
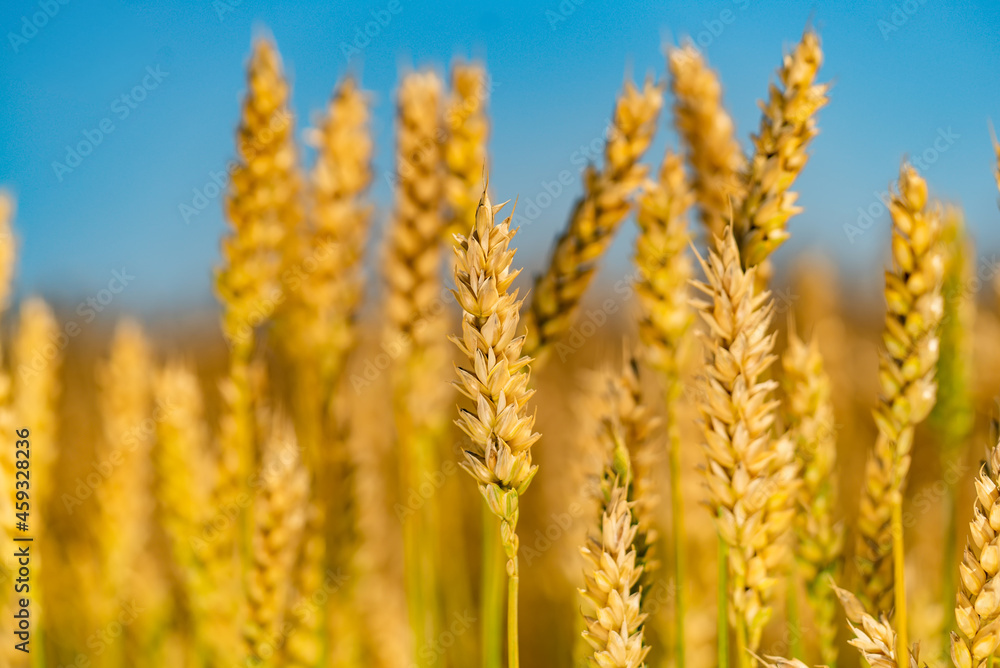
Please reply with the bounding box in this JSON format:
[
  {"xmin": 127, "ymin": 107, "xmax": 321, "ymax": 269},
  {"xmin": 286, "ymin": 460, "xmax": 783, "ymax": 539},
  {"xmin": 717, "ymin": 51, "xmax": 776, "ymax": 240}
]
[
  {"xmin": 669, "ymin": 45, "xmax": 745, "ymax": 240},
  {"xmin": 633, "ymin": 147, "xmax": 694, "ymax": 664},
  {"xmin": 782, "ymin": 331, "xmax": 843, "ymax": 665},
  {"xmin": 855, "ymin": 165, "xmax": 944, "ymax": 637},
  {"xmin": 949, "ymin": 438, "xmax": 1000, "ymax": 668},
  {"xmin": 452, "ymin": 185, "xmax": 540, "ymax": 668},
  {"xmin": 735, "ymin": 29, "xmax": 828, "ymax": 272},
  {"xmin": 691, "ymin": 227, "xmax": 796, "ymax": 663},
  {"xmin": 244, "ymin": 412, "xmax": 309, "ymax": 667},
  {"xmin": 444, "ymin": 61, "xmax": 489, "ymax": 241},
  {"xmin": 523, "ymin": 78, "xmax": 662, "ymax": 362}
]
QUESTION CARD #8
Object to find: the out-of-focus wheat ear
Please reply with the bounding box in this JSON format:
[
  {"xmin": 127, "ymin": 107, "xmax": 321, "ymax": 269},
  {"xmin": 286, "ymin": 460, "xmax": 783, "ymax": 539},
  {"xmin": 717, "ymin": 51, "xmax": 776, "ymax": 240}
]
[
  {"xmin": 782, "ymin": 331, "xmax": 843, "ymax": 665},
  {"xmin": 243, "ymin": 412, "xmax": 309, "ymax": 667},
  {"xmin": 152, "ymin": 361, "xmax": 231, "ymax": 662},
  {"xmin": 833, "ymin": 584, "xmax": 918, "ymax": 668},
  {"xmin": 523, "ymin": 77, "xmax": 662, "ymax": 363},
  {"xmin": 634, "ymin": 148, "xmax": 694, "ymax": 666},
  {"xmin": 216, "ymin": 36, "xmax": 302, "ymax": 357},
  {"xmin": 668, "ymin": 45, "xmax": 745, "ymax": 240},
  {"xmin": 855, "ymin": 165, "xmax": 944, "ymax": 634},
  {"xmin": 929, "ymin": 205, "xmax": 976, "ymax": 650},
  {"xmin": 385, "ymin": 68, "xmax": 450, "ymax": 666},
  {"xmin": 735, "ymin": 29, "xmax": 828, "ymax": 275},
  {"xmin": 691, "ymin": 227, "xmax": 797, "ymax": 661},
  {"xmin": 93, "ymin": 321, "xmax": 160, "ymax": 663},
  {"xmin": 949, "ymin": 440, "xmax": 1000, "ymax": 668},
  {"xmin": 288, "ymin": 75, "xmax": 373, "ymax": 390},
  {"xmin": 0, "ymin": 193, "xmax": 16, "ymax": 593},
  {"xmin": 385, "ymin": 69, "xmax": 445, "ymax": 351},
  {"xmin": 444, "ymin": 60, "xmax": 489, "ymax": 242}
]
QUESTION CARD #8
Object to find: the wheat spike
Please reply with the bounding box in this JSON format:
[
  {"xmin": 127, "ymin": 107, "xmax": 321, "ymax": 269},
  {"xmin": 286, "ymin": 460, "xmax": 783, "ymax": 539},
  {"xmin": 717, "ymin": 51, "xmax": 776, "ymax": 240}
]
[
  {"xmin": 782, "ymin": 331, "xmax": 843, "ymax": 665},
  {"xmin": 453, "ymin": 186, "xmax": 540, "ymax": 668},
  {"xmin": 0, "ymin": 194, "xmax": 16, "ymax": 314},
  {"xmin": 152, "ymin": 361, "xmax": 227, "ymax": 661},
  {"xmin": 244, "ymin": 412, "xmax": 309, "ymax": 666},
  {"xmin": 834, "ymin": 585, "xmax": 917, "ymax": 668},
  {"xmin": 217, "ymin": 37, "xmax": 301, "ymax": 354},
  {"xmin": 855, "ymin": 164, "xmax": 944, "ymax": 615},
  {"xmin": 949, "ymin": 439, "xmax": 1000, "ymax": 668},
  {"xmin": 523, "ymin": 78, "xmax": 662, "ymax": 362},
  {"xmin": 736, "ymin": 29, "xmax": 828, "ymax": 271},
  {"xmin": 386, "ymin": 69, "xmax": 445, "ymax": 349},
  {"xmin": 669, "ymin": 45, "xmax": 745, "ymax": 240},
  {"xmin": 635, "ymin": 149, "xmax": 695, "ymax": 375},
  {"xmin": 579, "ymin": 471, "xmax": 650, "ymax": 668},
  {"xmin": 286, "ymin": 76, "xmax": 373, "ymax": 384},
  {"xmin": 690, "ymin": 227, "xmax": 796, "ymax": 653},
  {"xmin": 444, "ymin": 61, "xmax": 490, "ymax": 240}
]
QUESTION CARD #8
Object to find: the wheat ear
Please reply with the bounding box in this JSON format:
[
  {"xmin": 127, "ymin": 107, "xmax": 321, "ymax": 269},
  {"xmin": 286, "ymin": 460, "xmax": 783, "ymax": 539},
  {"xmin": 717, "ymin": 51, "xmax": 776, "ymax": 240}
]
[
  {"xmin": 949, "ymin": 439, "xmax": 1000, "ymax": 668},
  {"xmin": 217, "ymin": 36, "xmax": 301, "ymax": 356},
  {"xmin": 691, "ymin": 227, "xmax": 796, "ymax": 663},
  {"xmin": 523, "ymin": 78, "xmax": 662, "ymax": 362},
  {"xmin": 579, "ymin": 420, "xmax": 650, "ymax": 668},
  {"xmin": 669, "ymin": 45, "xmax": 745, "ymax": 240},
  {"xmin": 244, "ymin": 412, "xmax": 309, "ymax": 667},
  {"xmin": 94, "ymin": 321, "xmax": 157, "ymax": 663},
  {"xmin": 855, "ymin": 165, "xmax": 944, "ymax": 632},
  {"xmin": 834, "ymin": 584, "xmax": 918, "ymax": 668},
  {"xmin": 453, "ymin": 185, "xmax": 540, "ymax": 668},
  {"xmin": 782, "ymin": 331, "xmax": 843, "ymax": 665},
  {"xmin": 152, "ymin": 361, "xmax": 227, "ymax": 662},
  {"xmin": 444, "ymin": 61, "xmax": 489, "ymax": 241},
  {"xmin": 735, "ymin": 29, "xmax": 828, "ymax": 271},
  {"xmin": 634, "ymin": 147, "xmax": 694, "ymax": 664},
  {"xmin": 0, "ymin": 194, "xmax": 17, "ymax": 668}
]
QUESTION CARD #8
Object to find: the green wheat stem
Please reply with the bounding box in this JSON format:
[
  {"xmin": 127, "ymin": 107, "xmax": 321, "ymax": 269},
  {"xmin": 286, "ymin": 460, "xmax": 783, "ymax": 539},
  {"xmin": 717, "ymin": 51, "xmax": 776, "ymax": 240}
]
[
  {"xmin": 508, "ymin": 552, "xmax": 520, "ymax": 668},
  {"xmin": 482, "ymin": 507, "xmax": 505, "ymax": 668}
]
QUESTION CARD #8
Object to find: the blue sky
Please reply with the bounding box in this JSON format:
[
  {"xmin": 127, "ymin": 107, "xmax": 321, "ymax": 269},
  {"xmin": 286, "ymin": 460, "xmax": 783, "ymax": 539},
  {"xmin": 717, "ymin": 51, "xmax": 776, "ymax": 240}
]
[{"xmin": 2, "ymin": 0, "xmax": 999, "ymax": 315}]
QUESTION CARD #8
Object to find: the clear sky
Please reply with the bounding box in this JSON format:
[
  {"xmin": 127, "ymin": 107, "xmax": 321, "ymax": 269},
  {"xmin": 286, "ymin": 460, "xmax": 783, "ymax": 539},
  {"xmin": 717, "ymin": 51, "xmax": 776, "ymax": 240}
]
[{"xmin": 2, "ymin": 0, "xmax": 1000, "ymax": 315}]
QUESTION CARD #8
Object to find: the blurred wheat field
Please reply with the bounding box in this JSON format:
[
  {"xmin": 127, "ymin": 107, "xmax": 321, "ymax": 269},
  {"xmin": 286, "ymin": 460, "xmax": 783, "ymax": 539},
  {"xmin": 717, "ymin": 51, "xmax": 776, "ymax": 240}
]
[{"xmin": 4, "ymin": 24, "xmax": 1000, "ymax": 668}]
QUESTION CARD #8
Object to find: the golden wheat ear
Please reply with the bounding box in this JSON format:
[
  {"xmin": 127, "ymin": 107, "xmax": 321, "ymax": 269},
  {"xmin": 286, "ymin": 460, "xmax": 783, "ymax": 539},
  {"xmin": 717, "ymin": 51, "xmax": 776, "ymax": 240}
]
[
  {"xmin": 668, "ymin": 44, "xmax": 745, "ymax": 241},
  {"xmin": 523, "ymin": 76, "xmax": 662, "ymax": 363},
  {"xmin": 444, "ymin": 60, "xmax": 490, "ymax": 243}
]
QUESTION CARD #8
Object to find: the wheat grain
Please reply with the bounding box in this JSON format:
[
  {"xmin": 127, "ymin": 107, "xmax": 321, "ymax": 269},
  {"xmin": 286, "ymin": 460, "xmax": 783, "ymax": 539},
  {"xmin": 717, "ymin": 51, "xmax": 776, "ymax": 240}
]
[
  {"xmin": 949, "ymin": 439, "xmax": 1000, "ymax": 668},
  {"xmin": 782, "ymin": 331, "xmax": 843, "ymax": 665},
  {"xmin": 444, "ymin": 61, "xmax": 489, "ymax": 242},
  {"xmin": 735, "ymin": 29, "xmax": 828, "ymax": 272},
  {"xmin": 244, "ymin": 411, "xmax": 309, "ymax": 666},
  {"xmin": 690, "ymin": 227, "xmax": 796, "ymax": 657},
  {"xmin": 855, "ymin": 164, "xmax": 944, "ymax": 617},
  {"xmin": 669, "ymin": 45, "xmax": 745, "ymax": 240},
  {"xmin": 523, "ymin": 78, "xmax": 662, "ymax": 362}
]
